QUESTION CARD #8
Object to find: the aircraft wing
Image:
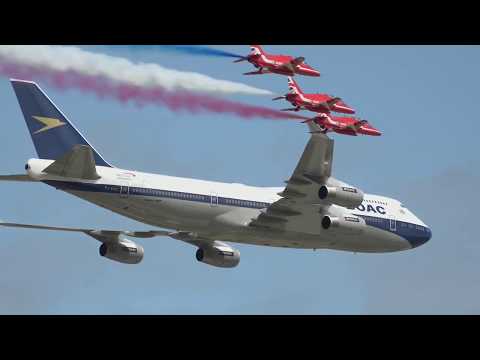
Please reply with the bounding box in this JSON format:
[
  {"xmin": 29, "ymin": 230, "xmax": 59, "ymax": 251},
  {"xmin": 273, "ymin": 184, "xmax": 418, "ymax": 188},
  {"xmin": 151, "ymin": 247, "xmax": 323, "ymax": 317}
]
[
  {"xmin": 326, "ymin": 97, "xmax": 342, "ymax": 106},
  {"xmin": 250, "ymin": 130, "xmax": 334, "ymax": 229},
  {"xmin": 351, "ymin": 120, "xmax": 368, "ymax": 131},
  {"xmin": 277, "ymin": 57, "xmax": 305, "ymax": 73},
  {"xmin": 309, "ymin": 97, "xmax": 342, "ymax": 110},
  {"xmin": 290, "ymin": 56, "xmax": 305, "ymax": 66},
  {"xmin": 0, "ymin": 221, "xmax": 171, "ymax": 243}
]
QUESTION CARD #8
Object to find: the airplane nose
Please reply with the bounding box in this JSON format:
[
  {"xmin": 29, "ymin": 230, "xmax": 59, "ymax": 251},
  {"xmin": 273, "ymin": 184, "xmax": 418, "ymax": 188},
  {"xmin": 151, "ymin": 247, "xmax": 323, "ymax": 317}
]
[
  {"xmin": 409, "ymin": 226, "xmax": 432, "ymax": 248},
  {"xmin": 425, "ymin": 227, "xmax": 432, "ymax": 242},
  {"xmin": 361, "ymin": 127, "xmax": 382, "ymax": 136}
]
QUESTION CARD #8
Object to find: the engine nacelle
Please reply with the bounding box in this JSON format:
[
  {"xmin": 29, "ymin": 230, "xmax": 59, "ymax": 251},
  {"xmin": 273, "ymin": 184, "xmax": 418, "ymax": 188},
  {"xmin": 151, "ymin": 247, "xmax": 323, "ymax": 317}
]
[
  {"xmin": 99, "ymin": 240, "xmax": 144, "ymax": 264},
  {"xmin": 321, "ymin": 215, "xmax": 366, "ymax": 235},
  {"xmin": 318, "ymin": 185, "xmax": 364, "ymax": 209},
  {"xmin": 195, "ymin": 242, "xmax": 240, "ymax": 268}
]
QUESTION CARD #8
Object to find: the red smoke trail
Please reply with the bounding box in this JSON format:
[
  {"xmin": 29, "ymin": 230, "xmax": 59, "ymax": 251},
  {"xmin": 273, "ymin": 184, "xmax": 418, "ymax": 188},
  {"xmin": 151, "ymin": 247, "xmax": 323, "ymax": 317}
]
[{"xmin": 0, "ymin": 60, "xmax": 309, "ymax": 121}]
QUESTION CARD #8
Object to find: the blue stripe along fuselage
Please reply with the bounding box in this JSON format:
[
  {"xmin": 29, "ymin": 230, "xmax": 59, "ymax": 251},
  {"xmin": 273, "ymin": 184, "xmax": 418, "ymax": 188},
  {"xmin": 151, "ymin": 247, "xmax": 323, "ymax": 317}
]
[
  {"xmin": 353, "ymin": 214, "xmax": 431, "ymax": 248},
  {"xmin": 43, "ymin": 180, "xmax": 271, "ymax": 209},
  {"xmin": 43, "ymin": 180, "xmax": 431, "ymax": 248}
]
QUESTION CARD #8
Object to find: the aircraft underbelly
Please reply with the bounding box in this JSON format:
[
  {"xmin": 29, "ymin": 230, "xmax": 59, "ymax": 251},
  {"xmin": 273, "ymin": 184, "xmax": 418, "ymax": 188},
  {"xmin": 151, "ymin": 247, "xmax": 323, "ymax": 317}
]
[
  {"xmin": 325, "ymin": 226, "xmax": 410, "ymax": 253},
  {"xmin": 63, "ymin": 190, "xmax": 410, "ymax": 253},
  {"xmin": 214, "ymin": 226, "xmax": 408, "ymax": 252}
]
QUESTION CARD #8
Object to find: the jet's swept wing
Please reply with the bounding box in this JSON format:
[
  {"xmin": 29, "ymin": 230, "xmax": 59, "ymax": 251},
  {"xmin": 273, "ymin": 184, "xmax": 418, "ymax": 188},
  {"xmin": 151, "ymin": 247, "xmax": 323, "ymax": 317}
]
[
  {"xmin": 290, "ymin": 56, "xmax": 306, "ymax": 66},
  {"xmin": 250, "ymin": 130, "xmax": 334, "ymax": 229},
  {"xmin": 277, "ymin": 57, "xmax": 306, "ymax": 73},
  {"xmin": 0, "ymin": 221, "xmax": 175, "ymax": 264},
  {"xmin": 277, "ymin": 63, "xmax": 296, "ymax": 73},
  {"xmin": 326, "ymin": 97, "xmax": 342, "ymax": 106},
  {"xmin": 0, "ymin": 221, "xmax": 171, "ymax": 242},
  {"xmin": 0, "ymin": 221, "xmax": 225, "ymax": 263},
  {"xmin": 350, "ymin": 120, "xmax": 368, "ymax": 131},
  {"xmin": 0, "ymin": 221, "xmax": 221, "ymax": 248}
]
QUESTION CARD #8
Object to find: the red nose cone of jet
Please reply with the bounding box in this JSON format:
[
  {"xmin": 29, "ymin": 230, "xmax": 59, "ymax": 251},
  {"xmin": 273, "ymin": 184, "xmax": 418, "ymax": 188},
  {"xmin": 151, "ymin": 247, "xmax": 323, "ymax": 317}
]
[
  {"xmin": 305, "ymin": 68, "xmax": 321, "ymax": 77},
  {"xmin": 365, "ymin": 127, "xmax": 382, "ymax": 136}
]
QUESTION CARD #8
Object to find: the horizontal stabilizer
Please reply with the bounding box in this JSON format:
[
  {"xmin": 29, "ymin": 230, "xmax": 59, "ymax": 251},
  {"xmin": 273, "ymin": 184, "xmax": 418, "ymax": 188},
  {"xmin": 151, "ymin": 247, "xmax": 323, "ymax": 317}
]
[
  {"xmin": 233, "ymin": 57, "xmax": 248, "ymax": 63},
  {"xmin": 0, "ymin": 174, "xmax": 37, "ymax": 182},
  {"xmin": 243, "ymin": 71, "xmax": 264, "ymax": 75},
  {"xmin": 43, "ymin": 145, "xmax": 100, "ymax": 180}
]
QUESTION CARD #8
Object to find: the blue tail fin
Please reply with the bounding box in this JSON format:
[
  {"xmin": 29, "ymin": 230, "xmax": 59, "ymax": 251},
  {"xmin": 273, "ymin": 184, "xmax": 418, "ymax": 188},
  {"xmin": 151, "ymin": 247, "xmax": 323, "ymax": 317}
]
[{"xmin": 10, "ymin": 79, "xmax": 112, "ymax": 168}]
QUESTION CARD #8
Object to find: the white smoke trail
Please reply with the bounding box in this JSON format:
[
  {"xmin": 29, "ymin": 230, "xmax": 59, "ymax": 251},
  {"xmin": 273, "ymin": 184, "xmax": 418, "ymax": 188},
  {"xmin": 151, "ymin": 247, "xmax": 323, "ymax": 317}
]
[{"xmin": 0, "ymin": 45, "xmax": 273, "ymax": 96}]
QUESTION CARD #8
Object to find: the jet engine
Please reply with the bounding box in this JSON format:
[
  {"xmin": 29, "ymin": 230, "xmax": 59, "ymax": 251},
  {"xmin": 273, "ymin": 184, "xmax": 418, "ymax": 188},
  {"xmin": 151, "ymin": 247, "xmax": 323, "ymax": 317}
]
[
  {"xmin": 99, "ymin": 239, "xmax": 144, "ymax": 264},
  {"xmin": 321, "ymin": 215, "xmax": 366, "ymax": 235},
  {"xmin": 318, "ymin": 185, "xmax": 364, "ymax": 209},
  {"xmin": 195, "ymin": 242, "xmax": 240, "ymax": 268}
]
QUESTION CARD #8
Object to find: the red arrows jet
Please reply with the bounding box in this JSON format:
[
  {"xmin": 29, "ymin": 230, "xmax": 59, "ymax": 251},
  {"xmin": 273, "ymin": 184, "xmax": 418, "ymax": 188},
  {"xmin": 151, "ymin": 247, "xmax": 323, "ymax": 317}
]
[
  {"xmin": 273, "ymin": 77, "xmax": 356, "ymax": 115},
  {"xmin": 234, "ymin": 45, "xmax": 320, "ymax": 77},
  {"xmin": 305, "ymin": 113, "xmax": 381, "ymax": 137}
]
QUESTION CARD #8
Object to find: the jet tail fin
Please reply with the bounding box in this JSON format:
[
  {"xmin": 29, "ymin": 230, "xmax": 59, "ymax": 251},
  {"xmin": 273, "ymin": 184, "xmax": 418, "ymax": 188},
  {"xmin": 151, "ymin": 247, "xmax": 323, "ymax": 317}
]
[
  {"xmin": 10, "ymin": 79, "xmax": 112, "ymax": 168},
  {"xmin": 250, "ymin": 45, "xmax": 264, "ymax": 56},
  {"xmin": 287, "ymin": 76, "xmax": 302, "ymax": 95}
]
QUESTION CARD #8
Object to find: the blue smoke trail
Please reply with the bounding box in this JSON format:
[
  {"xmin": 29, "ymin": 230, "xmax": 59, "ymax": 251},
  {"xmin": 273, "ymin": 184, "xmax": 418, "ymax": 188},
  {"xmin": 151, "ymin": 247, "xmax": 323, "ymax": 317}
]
[
  {"xmin": 125, "ymin": 45, "xmax": 244, "ymax": 59},
  {"xmin": 157, "ymin": 45, "xmax": 244, "ymax": 58}
]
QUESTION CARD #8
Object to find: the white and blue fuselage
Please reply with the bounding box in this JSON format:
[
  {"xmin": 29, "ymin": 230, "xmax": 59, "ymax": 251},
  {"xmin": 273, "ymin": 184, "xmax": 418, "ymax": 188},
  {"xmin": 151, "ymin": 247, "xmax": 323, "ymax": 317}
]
[{"xmin": 26, "ymin": 158, "xmax": 431, "ymax": 253}]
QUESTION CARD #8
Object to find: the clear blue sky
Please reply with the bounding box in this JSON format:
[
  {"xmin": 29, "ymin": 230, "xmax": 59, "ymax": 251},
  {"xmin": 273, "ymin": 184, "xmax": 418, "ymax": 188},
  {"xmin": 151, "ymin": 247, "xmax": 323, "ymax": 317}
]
[{"xmin": 0, "ymin": 45, "xmax": 479, "ymax": 314}]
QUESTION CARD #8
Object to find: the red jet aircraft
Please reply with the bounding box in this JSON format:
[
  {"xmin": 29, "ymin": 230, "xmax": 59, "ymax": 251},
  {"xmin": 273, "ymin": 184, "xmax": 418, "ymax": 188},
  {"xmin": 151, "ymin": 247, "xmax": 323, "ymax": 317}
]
[
  {"xmin": 273, "ymin": 77, "xmax": 356, "ymax": 115},
  {"xmin": 234, "ymin": 45, "xmax": 320, "ymax": 77},
  {"xmin": 305, "ymin": 113, "xmax": 381, "ymax": 137}
]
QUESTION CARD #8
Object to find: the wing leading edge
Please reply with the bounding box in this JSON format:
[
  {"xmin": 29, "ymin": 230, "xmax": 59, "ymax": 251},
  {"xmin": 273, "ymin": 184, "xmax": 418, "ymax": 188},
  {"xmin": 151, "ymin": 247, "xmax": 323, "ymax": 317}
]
[
  {"xmin": 250, "ymin": 132, "xmax": 334, "ymax": 230},
  {"xmin": 0, "ymin": 221, "xmax": 171, "ymax": 242}
]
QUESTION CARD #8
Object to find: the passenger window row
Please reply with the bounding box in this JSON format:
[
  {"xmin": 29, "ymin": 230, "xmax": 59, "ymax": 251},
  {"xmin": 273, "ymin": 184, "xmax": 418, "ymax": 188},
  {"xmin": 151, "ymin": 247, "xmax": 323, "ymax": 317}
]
[
  {"xmin": 130, "ymin": 187, "xmax": 207, "ymax": 201},
  {"xmin": 109, "ymin": 185, "xmax": 269, "ymax": 208},
  {"xmin": 223, "ymin": 198, "xmax": 266, "ymax": 208},
  {"xmin": 364, "ymin": 199, "xmax": 387, "ymax": 206}
]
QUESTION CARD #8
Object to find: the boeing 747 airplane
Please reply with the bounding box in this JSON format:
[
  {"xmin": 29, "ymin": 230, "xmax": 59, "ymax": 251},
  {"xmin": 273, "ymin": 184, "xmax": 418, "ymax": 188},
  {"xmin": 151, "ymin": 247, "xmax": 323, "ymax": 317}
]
[{"xmin": 0, "ymin": 80, "xmax": 431, "ymax": 268}]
